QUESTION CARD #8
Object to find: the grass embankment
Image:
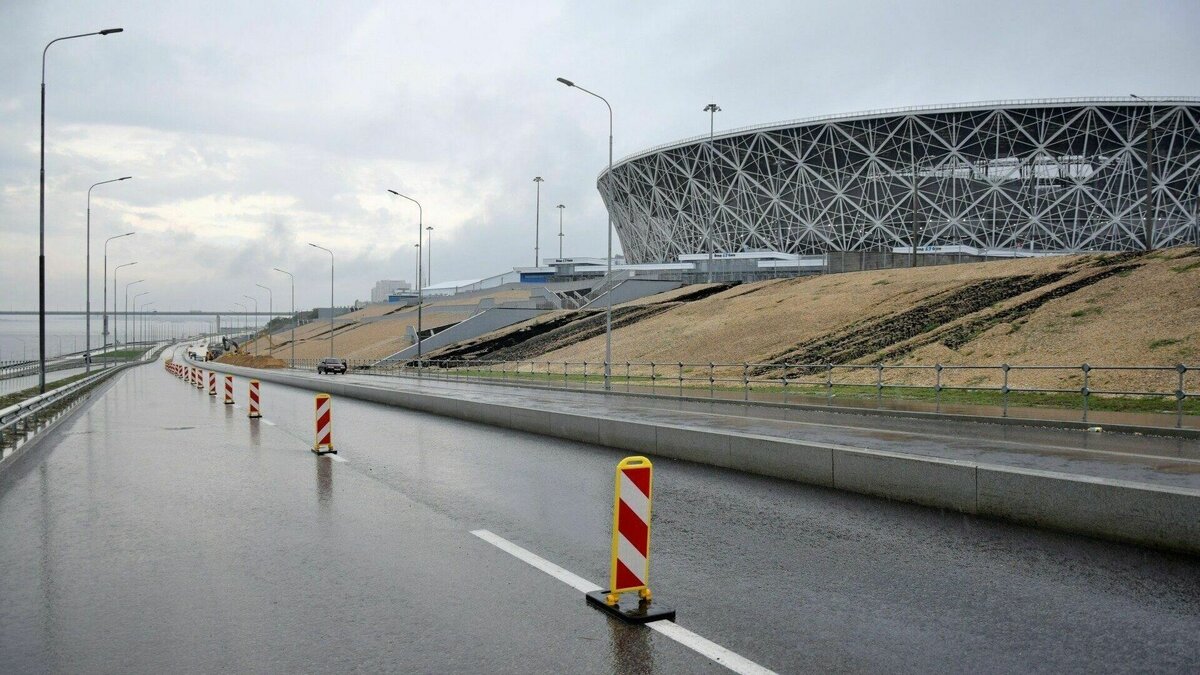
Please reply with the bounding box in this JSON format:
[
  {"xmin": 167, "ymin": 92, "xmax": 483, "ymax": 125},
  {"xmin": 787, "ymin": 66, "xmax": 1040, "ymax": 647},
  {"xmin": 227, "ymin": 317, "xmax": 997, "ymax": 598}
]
[
  {"xmin": 0, "ymin": 372, "xmax": 95, "ymax": 410},
  {"xmin": 431, "ymin": 368, "xmax": 1198, "ymax": 416},
  {"xmin": 99, "ymin": 348, "xmax": 148, "ymax": 360}
]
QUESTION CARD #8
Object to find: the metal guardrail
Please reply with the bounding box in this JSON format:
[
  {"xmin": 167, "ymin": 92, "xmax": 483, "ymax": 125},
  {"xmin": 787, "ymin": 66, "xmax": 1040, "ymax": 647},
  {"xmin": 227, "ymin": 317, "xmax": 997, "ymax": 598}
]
[
  {"xmin": 283, "ymin": 357, "xmax": 1198, "ymax": 428},
  {"xmin": 0, "ymin": 343, "xmax": 168, "ymax": 452}
]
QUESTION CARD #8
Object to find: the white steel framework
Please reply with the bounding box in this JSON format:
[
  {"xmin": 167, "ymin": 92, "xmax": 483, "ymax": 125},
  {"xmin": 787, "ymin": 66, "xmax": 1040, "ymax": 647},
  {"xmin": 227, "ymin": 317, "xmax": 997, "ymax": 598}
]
[{"xmin": 598, "ymin": 98, "xmax": 1200, "ymax": 263}]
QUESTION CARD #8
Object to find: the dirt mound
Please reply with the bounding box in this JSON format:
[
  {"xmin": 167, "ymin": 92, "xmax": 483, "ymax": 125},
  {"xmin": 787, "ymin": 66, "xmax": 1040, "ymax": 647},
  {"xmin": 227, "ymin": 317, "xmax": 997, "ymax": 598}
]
[{"xmin": 216, "ymin": 353, "xmax": 288, "ymax": 369}]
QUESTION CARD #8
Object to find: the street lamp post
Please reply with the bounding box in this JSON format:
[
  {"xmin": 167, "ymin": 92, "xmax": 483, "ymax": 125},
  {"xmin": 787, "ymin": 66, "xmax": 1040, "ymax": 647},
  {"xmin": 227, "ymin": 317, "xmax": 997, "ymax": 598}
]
[
  {"xmin": 532, "ymin": 176, "xmax": 544, "ymax": 267},
  {"xmin": 414, "ymin": 243, "xmax": 421, "ymax": 292},
  {"xmin": 703, "ymin": 103, "xmax": 721, "ymax": 283},
  {"xmin": 308, "ymin": 243, "xmax": 335, "ymax": 359},
  {"xmin": 256, "ymin": 283, "xmax": 273, "ymax": 355},
  {"xmin": 103, "ymin": 232, "xmax": 134, "ymax": 359},
  {"xmin": 124, "ymin": 279, "xmax": 144, "ymax": 348},
  {"xmin": 272, "ymin": 268, "xmax": 295, "ymax": 366},
  {"xmin": 112, "ymin": 261, "xmax": 135, "ymax": 359},
  {"xmin": 557, "ymin": 76, "xmax": 615, "ymax": 390},
  {"xmin": 387, "ymin": 190, "xmax": 424, "ymax": 373},
  {"xmin": 39, "ymin": 27, "xmax": 124, "ymax": 393},
  {"xmin": 133, "ymin": 292, "xmax": 149, "ymax": 345},
  {"xmin": 425, "ymin": 226, "xmax": 433, "ymax": 287},
  {"xmin": 141, "ymin": 302, "xmax": 155, "ymax": 344},
  {"xmin": 85, "ymin": 176, "xmax": 131, "ymax": 372},
  {"xmin": 556, "ymin": 204, "xmax": 565, "ymax": 259},
  {"xmin": 233, "ymin": 303, "xmax": 247, "ymax": 346},
  {"xmin": 243, "ymin": 294, "xmax": 258, "ymax": 356}
]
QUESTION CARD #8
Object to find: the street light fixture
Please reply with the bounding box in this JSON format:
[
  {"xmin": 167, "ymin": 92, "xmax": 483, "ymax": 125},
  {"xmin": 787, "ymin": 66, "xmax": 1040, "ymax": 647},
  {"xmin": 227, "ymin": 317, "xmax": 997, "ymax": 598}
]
[
  {"xmin": 243, "ymin": 294, "xmax": 259, "ymax": 356},
  {"xmin": 256, "ymin": 283, "xmax": 273, "ymax": 355},
  {"xmin": 124, "ymin": 279, "xmax": 144, "ymax": 347},
  {"xmin": 308, "ymin": 243, "xmax": 335, "ymax": 358},
  {"xmin": 85, "ymin": 176, "xmax": 131, "ymax": 372},
  {"xmin": 703, "ymin": 103, "xmax": 721, "ymax": 282},
  {"xmin": 557, "ymin": 76, "xmax": 615, "ymax": 390},
  {"xmin": 133, "ymin": 291, "xmax": 149, "ymax": 346},
  {"xmin": 273, "ymin": 268, "xmax": 295, "ymax": 366},
  {"xmin": 556, "ymin": 204, "xmax": 566, "ymax": 259},
  {"xmin": 425, "ymin": 226, "xmax": 433, "ymax": 287},
  {"xmin": 233, "ymin": 302, "xmax": 247, "ymax": 344},
  {"xmin": 39, "ymin": 27, "xmax": 124, "ymax": 392},
  {"xmin": 112, "ymin": 261, "xmax": 136, "ymax": 355},
  {"xmin": 387, "ymin": 190, "xmax": 425, "ymax": 373},
  {"xmin": 532, "ymin": 176, "xmax": 544, "ymax": 267},
  {"xmin": 103, "ymin": 232, "xmax": 134, "ymax": 358}
]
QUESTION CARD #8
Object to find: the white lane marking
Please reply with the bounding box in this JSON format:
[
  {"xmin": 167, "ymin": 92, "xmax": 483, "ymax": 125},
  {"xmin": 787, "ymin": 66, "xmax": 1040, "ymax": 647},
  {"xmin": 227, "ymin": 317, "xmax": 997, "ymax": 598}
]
[
  {"xmin": 469, "ymin": 529, "xmax": 777, "ymax": 675},
  {"xmin": 329, "ymin": 454, "xmax": 348, "ymax": 463},
  {"xmin": 262, "ymin": 420, "xmax": 276, "ymax": 426},
  {"xmin": 470, "ymin": 529, "xmax": 600, "ymax": 594},
  {"xmin": 647, "ymin": 621, "xmax": 776, "ymax": 675}
]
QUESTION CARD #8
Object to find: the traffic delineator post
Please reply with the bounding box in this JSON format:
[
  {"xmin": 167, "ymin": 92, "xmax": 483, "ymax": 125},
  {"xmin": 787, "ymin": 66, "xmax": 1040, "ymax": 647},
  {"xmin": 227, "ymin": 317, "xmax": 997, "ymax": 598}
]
[
  {"xmin": 313, "ymin": 393, "xmax": 335, "ymax": 454},
  {"xmin": 195, "ymin": 368, "xmax": 205, "ymax": 389},
  {"xmin": 248, "ymin": 379, "xmax": 261, "ymax": 418},
  {"xmin": 585, "ymin": 456, "xmax": 675, "ymax": 624},
  {"xmin": 224, "ymin": 375, "xmax": 235, "ymax": 405},
  {"xmin": 208, "ymin": 371, "xmax": 217, "ymax": 396}
]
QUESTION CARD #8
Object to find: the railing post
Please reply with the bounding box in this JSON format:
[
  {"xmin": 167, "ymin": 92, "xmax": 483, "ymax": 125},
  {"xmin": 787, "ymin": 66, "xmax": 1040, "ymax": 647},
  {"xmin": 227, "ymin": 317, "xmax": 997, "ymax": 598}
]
[
  {"xmin": 1002, "ymin": 364, "xmax": 1010, "ymax": 417},
  {"xmin": 678, "ymin": 362, "xmax": 683, "ymax": 397},
  {"xmin": 1177, "ymin": 364, "xmax": 1187, "ymax": 429},
  {"xmin": 564, "ymin": 361, "xmax": 568, "ymax": 388},
  {"xmin": 876, "ymin": 363, "xmax": 883, "ymax": 403},
  {"xmin": 625, "ymin": 361, "xmax": 631, "ymax": 388},
  {"xmin": 583, "ymin": 361, "xmax": 588, "ymax": 388},
  {"xmin": 743, "ymin": 362, "xmax": 749, "ymax": 402},
  {"xmin": 1081, "ymin": 363, "xmax": 1091, "ymax": 423},
  {"xmin": 709, "ymin": 362, "xmax": 715, "ymax": 399},
  {"xmin": 935, "ymin": 363, "xmax": 943, "ymax": 411},
  {"xmin": 826, "ymin": 363, "xmax": 834, "ymax": 405},
  {"xmin": 781, "ymin": 363, "xmax": 789, "ymax": 406},
  {"xmin": 650, "ymin": 362, "xmax": 656, "ymax": 396}
]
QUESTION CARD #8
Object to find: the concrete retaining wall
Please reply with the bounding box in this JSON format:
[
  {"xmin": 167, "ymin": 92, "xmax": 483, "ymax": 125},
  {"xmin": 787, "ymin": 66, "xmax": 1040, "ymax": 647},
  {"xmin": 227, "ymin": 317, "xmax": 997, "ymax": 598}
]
[{"xmin": 195, "ymin": 359, "xmax": 1200, "ymax": 555}]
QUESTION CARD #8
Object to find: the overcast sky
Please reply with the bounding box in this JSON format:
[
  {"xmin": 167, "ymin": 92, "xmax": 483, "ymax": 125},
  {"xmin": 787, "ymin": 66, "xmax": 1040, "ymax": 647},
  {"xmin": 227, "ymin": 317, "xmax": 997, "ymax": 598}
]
[{"xmin": 1, "ymin": 0, "xmax": 1197, "ymax": 313}]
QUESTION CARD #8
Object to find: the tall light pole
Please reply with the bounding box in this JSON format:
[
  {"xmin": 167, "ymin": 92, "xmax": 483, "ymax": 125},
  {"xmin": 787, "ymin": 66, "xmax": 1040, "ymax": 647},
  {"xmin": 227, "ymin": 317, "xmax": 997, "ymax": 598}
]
[
  {"xmin": 532, "ymin": 176, "xmax": 544, "ymax": 266},
  {"xmin": 233, "ymin": 302, "xmax": 247, "ymax": 346},
  {"xmin": 425, "ymin": 225, "xmax": 433, "ymax": 287},
  {"xmin": 124, "ymin": 279, "xmax": 144, "ymax": 347},
  {"xmin": 133, "ymin": 291, "xmax": 149, "ymax": 345},
  {"xmin": 256, "ymin": 283, "xmax": 273, "ymax": 355},
  {"xmin": 387, "ymin": 190, "xmax": 424, "ymax": 372},
  {"xmin": 557, "ymin": 76, "xmax": 615, "ymax": 390},
  {"xmin": 112, "ymin": 261, "xmax": 135, "ymax": 355},
  {"xmin": 243, "ymin": 294, "xmax": 259, "ymax": 356},
  {"xmin": 141, "ymin": 302, "xmax": 155, "ymax": 344},
  {"xmin": 703, "ymin": 103, "xmax": 721, "ymax": 283},
  {"xmin": 85, "ymin": 176, "xmax": 131, "ymax": 372},
  {"xmin": 414, "ymin": 243, "xmax": 421, "ymax": 292},
  {"xmin": 556, "ymin": 204, "xmax": 566, "ymax": 259},
  {"xmin": 308, "ymin": 243, "xmax": 335, "ymax": 358},
  {"xmin": 103, "ymin": 232, "xmax": 134, "ymax": 357},
  {"xmin": 39, "ymin": 27, "xmax": 124, "ymax": 392},
  {"xmin": 1130, "ymin": 94, "xmax": 1156, "ymax": 251},
  {"xmin": 273, "ymin": 268, "xmax": 295, "ymax": 366}
]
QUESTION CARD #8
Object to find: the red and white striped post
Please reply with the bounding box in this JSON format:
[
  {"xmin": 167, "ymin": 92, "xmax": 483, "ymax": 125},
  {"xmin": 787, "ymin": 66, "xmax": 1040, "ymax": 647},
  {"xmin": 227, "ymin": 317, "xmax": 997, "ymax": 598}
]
[
  {"xmin": 224, "ymin": 375, "xmax": 235, "ymax": 405},
  {"xmin": 313, "ymin": 393, "xmax": 335, "ymax": 454},
  {"xmin": 586, "ymin": 456, "xmax": 674, "ymax": 623},
  {"xmin": 606, "ymin": 456, "xmax": 654, "ymax": 605},
  {"xmin": 248, "ymin": 379, "xmax": 262, "ymax": 418},
  {"xmin": 208, "ymin": 371, "xmax": 217, "ymax": 396},
  {"xmin": 195, "ymin": 368, "xmax": 205, "ymax": 389}
]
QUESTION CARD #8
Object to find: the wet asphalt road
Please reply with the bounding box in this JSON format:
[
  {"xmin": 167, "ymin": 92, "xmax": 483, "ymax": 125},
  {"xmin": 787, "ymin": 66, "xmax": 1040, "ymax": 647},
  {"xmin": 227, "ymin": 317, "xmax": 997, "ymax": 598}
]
[{"xmin": 1, "ymin": 357, "xmax": 1199, "ymax": 673}]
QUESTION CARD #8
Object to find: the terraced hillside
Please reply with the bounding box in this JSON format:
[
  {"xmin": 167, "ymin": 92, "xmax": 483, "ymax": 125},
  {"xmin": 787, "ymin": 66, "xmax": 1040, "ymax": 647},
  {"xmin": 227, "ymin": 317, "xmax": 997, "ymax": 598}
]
[{"xmin": 420, "ymin": 247, "xmax": 1200, "ymax": 393}]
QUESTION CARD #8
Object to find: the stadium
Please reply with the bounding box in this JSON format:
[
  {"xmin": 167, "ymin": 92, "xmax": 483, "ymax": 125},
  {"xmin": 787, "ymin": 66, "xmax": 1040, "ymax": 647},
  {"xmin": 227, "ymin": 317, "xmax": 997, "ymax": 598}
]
[{"xmin": 597, "ymin": 98, "xmax": 1200, "ymax": 268}]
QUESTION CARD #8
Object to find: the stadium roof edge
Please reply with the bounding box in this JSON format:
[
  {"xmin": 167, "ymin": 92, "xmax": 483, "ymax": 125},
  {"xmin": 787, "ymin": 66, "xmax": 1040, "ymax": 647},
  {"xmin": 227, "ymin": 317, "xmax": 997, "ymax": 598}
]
[{"xmin": 599, "ymin": 96, "xmax": 1200, "ymax": 180}]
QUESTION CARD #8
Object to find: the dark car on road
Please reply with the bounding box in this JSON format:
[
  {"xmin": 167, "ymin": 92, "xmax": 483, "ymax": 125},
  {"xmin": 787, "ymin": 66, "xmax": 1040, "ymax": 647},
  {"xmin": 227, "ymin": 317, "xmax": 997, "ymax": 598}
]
[{"xmin": 317, "ymin": 357, "xmax": 348, "ymax": 374}]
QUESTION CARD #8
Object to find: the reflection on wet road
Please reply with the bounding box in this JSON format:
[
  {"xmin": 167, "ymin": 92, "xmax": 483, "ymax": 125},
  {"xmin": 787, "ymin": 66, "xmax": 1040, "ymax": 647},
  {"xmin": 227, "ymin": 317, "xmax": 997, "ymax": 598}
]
[{"xmin": 0, "ymin": 357, "xmax": 1198, "ymax": 673}]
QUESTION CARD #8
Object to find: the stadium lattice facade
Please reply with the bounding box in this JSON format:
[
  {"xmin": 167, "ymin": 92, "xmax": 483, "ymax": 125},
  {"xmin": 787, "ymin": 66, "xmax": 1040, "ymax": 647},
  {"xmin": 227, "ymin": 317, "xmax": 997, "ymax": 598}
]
[{"xmin": 598, "ymin": 98, "xmax": 1200, "ymax": 264}]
